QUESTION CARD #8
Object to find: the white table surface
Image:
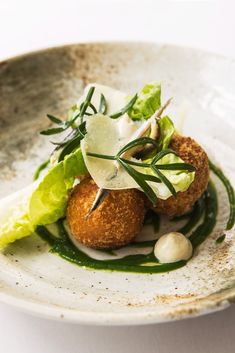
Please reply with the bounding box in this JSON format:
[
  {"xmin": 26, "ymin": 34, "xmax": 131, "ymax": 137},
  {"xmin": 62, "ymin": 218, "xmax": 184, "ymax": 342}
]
[{"xmin": 0, "ymin": 1, "xmax": 235, "ymax": 352}]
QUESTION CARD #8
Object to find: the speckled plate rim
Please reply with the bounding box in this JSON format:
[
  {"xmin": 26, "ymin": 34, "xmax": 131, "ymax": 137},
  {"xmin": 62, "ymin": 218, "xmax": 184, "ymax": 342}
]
[
  {"xmin": 0, "ymin": 286, "xmax": 233, "ymax": 325},
  {"xmin": 1, "ymin": 39, "xmax": 232, "ymax": 67},
  {"xmin": 0, "ymin": 41, "xmax": 235, "ymax": 325}
]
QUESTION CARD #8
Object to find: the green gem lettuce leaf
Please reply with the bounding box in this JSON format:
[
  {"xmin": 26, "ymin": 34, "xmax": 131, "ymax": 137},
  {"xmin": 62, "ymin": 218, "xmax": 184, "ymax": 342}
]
[
  {"xmin": 158, "ymin": 116, "xmax": 175, "ymax": 150},
  {"xmin": 29, "ymin": 163, "xmax": 70, "ymax": 225},
  {"xmin": 29, "ymin": 147, "xmax": 87, "ymax": 225},
  {"xmin": 157, "ymin": 153, "xmax": 195, "ymax": 193},
  {"xmin": 128, "ymin": 82, "xmax": 161, "ymax": 120},
  {"xmin": 144, "ymin": 153, "xmax": 195, "ymax": 198},
  {"xmin": 127, "ymin": 83, "xmax": 174, "ymax": 150},
  {"xmin": 0, "ymin": 184, "xmax": 36, "ymax": 248},
  {"xmin": 0, "ymin": 148, "xmax": 87, "ymax": 248}
]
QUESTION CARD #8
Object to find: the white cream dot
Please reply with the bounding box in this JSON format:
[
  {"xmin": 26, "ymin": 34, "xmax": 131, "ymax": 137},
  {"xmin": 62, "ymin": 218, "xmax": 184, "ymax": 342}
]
[{"xmin": 154, "ymin": 232, "xmax": 193, "ymax": 263}]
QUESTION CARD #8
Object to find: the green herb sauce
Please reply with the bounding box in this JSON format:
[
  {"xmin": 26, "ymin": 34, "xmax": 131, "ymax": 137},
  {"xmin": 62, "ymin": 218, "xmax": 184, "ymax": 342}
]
[
  {"xmin": 36, "ymin": 164, "xmax": 234, "ymax": 274},
  {"xmin": 209, "ymin": 160, "xmax": 235, "ymax": 230}
]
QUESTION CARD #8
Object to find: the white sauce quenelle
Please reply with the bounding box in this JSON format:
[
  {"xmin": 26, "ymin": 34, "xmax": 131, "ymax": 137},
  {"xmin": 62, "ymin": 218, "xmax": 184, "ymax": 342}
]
[{"xmin": 154, "ymin": 232, "xmax": 193, "ymax": 263}]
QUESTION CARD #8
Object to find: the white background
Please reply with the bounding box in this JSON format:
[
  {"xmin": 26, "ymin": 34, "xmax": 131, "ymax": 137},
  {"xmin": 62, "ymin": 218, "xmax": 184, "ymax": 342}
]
[{"xmin": 0, "ymin": 0, "xmax": 235, "ymax": 352}]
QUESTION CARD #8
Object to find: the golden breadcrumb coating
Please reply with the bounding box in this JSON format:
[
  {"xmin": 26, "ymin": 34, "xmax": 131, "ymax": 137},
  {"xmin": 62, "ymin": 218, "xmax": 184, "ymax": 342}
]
[
  {"xmin": 152, "ymin": 134, "xmax": 209, "ymax": 217},
  {"xmin": 67, "ymin": 178, "xmax": 145, "ymax": 249}
]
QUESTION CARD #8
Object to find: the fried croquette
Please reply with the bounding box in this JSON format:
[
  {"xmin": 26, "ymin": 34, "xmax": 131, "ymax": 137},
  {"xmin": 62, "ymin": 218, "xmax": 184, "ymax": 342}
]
[
  {"xmin": 67, "ymin": 178, "xmax": 145, "ymax": 249},
  {"xmin": 152, "ymin": 134, "xmax": 209, "ymax": 217}
]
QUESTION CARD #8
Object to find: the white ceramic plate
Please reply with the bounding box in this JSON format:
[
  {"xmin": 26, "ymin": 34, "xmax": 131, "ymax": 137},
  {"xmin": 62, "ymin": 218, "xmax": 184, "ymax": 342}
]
[{"xmin": 0, "ymin": 42, "xmax": 235, "ymax": 325}]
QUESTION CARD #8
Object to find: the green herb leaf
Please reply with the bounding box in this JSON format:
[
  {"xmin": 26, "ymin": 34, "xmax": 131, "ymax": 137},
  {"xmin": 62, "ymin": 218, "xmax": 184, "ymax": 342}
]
[
  {"xmin": 51, "ymin": 128, "xmax": 79, "ymax": 147},
  {"xmin": 151, "ymin": 165, "xmax": 176, "ymax": 197},
  {"xmin": 136, "ymin": 173, "xmax": 161, "ymax": 183},
  {"xmin": 156, "ymin": 163, "xmax": 196, "ymax": 172},
  {"xmin": 80, "ymin": 86, "xmax": 95, "ymax": 123},
  {"xmin": 119, "ymin": 158, "xmax": 150, "ymax": 168},
  {"xmin": 40, "ymin": 127, "xmax": 66, "ymax": 135},
  {"xmin": 89, "ymin": 103, "xmax": 97, "ymax": 114},
  {"xmin": 77, "ymin": 121, "xmax": 87, "ymax": 138},
  {"xmin": 118, "ymin": 159, "xmax": 157, "ymax": 205},
  {"xmin": 50, "ymin": 140, "xmax": 67, "ymax": 146},
  {"xmin": 99, "ymin": 93, "xmax": 107, "ymax": 114},
  {"xmin": 86, "ymin": 152, "xmax": 116, "ymax": 161},
  {"xmin": 117, "ymin": 137, "xmax": 158, "ymax": 157},
  {"xmin": 110, "ymin": 94, "xmax": 138, "ymax": 119},
  {"xmin": 41, "ymin": 116, "xmax": 77, "ymax": 136},
  {"xmin": 151, "ymin": 148, "xmax": 176, "ymax": 164},
  {"xmin": 58, "ymin": 135, "xmax": 83, "ymax": 162},
  {"xmin": 46, "ymin": 114, "xmax": 63, "ymax": 124}
]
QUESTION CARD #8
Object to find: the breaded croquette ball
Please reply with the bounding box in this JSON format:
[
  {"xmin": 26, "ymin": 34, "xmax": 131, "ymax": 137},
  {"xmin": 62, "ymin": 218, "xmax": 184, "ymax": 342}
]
[
  {"xmin": 152, "ymin": 134, "xmax": 209, "ymax": 217},
  {"xmin": 67, "ymin": 178, "xmax": 145, "ymax": 249}
]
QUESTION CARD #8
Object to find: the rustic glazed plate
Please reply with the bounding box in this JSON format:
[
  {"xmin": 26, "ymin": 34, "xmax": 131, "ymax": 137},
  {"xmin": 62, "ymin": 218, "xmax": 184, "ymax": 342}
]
[{"xmin": 0, "ymin": 42, "xmax": 235, "ymax": 325}]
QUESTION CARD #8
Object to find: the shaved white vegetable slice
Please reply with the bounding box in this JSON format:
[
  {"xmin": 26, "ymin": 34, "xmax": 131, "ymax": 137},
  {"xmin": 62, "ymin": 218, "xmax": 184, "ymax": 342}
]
[
  {"xmin": 77, "ymin": 83, "xmax": 128, "ymax": 116},
  {"xmin": 81, "ymin": 113, "xmax": 139, "ymax": 190}
]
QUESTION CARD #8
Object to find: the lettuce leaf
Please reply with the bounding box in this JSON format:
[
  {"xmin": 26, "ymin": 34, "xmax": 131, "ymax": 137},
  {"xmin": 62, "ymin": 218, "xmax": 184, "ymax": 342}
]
[
  {"xmin": 145, "ymin": 153, "xmax": 195, "ymax": 200},
  {"xmin": 0, "ymin": 184, "xmax": 36, "ymax": 248},
  {"xmin": 0, "ymin": 148, "xmax": 87, "ymax": 248},
  {"xmin": 128, "ymin": 82, "xmax": 161, "ymax": 120},
  {"xmin": 29, "ymin": 147, "xmax": 87, "ymax": 225},
  {"xmin": 158, "ymin": 116, "xmax": 175, "ymax": 150},
  {"xmin": 156, "ymin": 153, "xmax": 195, "ymax": 194}
]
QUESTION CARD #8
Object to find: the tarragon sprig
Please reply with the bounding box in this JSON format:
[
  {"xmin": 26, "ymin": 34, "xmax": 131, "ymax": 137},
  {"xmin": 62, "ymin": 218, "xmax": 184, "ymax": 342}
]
[
  {"xmin": 40, "ymin": 88, "xmax": 139, "ymax": 162},
  {"xmin": 87, "ymin": 137, "xmax": 195, "ymax": 205}
]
